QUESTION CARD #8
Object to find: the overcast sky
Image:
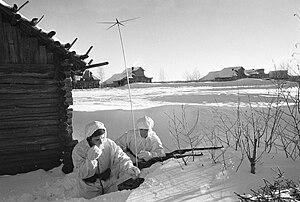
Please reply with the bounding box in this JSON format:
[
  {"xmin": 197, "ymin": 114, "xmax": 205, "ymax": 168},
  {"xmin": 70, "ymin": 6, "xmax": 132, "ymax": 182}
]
[{"xmin": 4, "ymin": 0, "xmax": 300, "ymax": 81}]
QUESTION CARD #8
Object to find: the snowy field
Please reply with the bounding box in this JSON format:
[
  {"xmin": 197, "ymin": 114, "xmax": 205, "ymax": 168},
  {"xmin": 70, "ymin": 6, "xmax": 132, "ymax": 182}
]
[{"xmin": 1, "ymin": 79, "xmax": 299, "ymax": 202}]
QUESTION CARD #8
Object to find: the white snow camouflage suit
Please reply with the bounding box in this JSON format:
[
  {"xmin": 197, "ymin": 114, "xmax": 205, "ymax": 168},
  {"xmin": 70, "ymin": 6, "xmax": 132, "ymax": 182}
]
[
  {"xmin": 115, "ymin": 116, "xmax": 165, "ymax": 163},
  {"xmin": 72, "ymin": 121, "xmax": 138, "ymax": 199}
]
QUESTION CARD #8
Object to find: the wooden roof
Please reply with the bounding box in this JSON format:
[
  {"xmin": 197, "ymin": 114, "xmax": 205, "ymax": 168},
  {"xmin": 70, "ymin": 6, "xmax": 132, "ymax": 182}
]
[
  {"xmin": 0, "ymin": 1, "xmax": 108, "ymax": 72},
  {"xmin": 201, "ymin": 66, "xmax": 244, "ymax": 81},
  {"xmin": 104, "ymin": 67, "xmax": 152, "ymax": 84}
]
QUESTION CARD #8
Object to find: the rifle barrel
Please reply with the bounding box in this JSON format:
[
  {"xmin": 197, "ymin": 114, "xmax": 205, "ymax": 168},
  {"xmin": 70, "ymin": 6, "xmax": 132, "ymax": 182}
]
[
  {"xmin": 137, "ymin": 152, "xmax": 204, "ymax": 169},
  {"xmin": 168, "ymin": 145, "xmax": 223, "ymax": 156}
]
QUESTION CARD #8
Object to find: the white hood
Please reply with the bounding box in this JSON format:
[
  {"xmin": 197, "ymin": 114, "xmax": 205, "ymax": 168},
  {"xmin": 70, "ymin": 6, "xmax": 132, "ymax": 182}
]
[
  {"xmin": 84, "ymin": 121, "xmax": 107, "ymax": 139},
  {"xmin": 136, "ymin": 116, "xmax": 154, "ymax": 131}
]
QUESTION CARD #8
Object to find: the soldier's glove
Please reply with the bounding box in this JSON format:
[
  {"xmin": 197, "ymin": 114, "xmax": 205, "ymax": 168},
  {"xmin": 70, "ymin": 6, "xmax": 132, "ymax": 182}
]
[
  {"xmin": 87, "ymin": 145, "xmax": 102, "ymax": 161},
  {"xmin": 87, "ymin": 145, "xmax": 102, "ymax": 167},
  {"xmin": 137, "ymin": 151, "xmax": 152, "ymax": 161},
  {"xmin": 127, "ymin": 166, "xmax": 140, "ymax": 179}
]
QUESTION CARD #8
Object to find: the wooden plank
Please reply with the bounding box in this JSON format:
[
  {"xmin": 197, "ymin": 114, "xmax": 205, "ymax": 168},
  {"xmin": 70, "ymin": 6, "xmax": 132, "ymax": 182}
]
[
  {"xmin": 0, "ymin": 103, "xmax": 61, "ymax": 109},
  {"xmin": 0, "ymin": 113, "xmax": 60, "ymax": 121},
  {"xmin": 47, "ymin": 52, "xmax": 53, "ymax": 64},
  {"xmin": 3, "ymin": 23, "xmax": 18, "ymax": 63},
  {"xmin": 23, "ymin": 36, "xmax": 31, "ymax": 64},
  {"xmin": 0, "ymin": 112, "xmax": 60, "ymax": 121},
  {"xmin": 0, "ymin": 135, "xmax": 62, "ymax": 148},
  {"xmin": 0, "ymin": 143, "xmax": 62, "ymax": 154},
  {"xmin": 0, "ymin": 76, "xmax": 58, "ymax": 85},
  {"xmin": 29, "ymin": 37, "xmax": 38, "ymax": 63},
  {"xmin": 0, "ymin": 64, "xmax": 56, "ymax": 73},
  {"xmin": 11, "ymin": 26, "xmax": 19, "ymax": 63},
  {"xmin": 0, "ymin": 119, "xmax": 60, "ymax": 130},
  {"xmin": 0, "ymin": 125, "xmax": 60, "ymax": 138},
  {"xmin": 1, "ymin": 23, "xmax": 10, "ymax": 63},
  {"xmin": 0, "ymin": 64, "xmax": 56, "ymax": 68},
  {"xmin": 0, "ymin": 150, "xmax": 62, "ymax": 168},
  {"xmin": 0, "ymin": 84, "xmax": 59, "ymax": 94},
  {"xmin": 0, "ymin": 13, "xmax": 6, "ymax": 63},
  {"xmin": 0, "ymin": 149, "xmax": 62, "ymax": 160},
  {"xmin": 16, "ymin": 28, "xmax": 24, "ymax": 63},
  {"xmin": 0, "ymin": 93, "xmax": 59, "ymax": 100},
  {"xmin": 0, "ymin": 72, "xmax": 55, "ymax": 79},
  {"xmin": 39, "ymin": 46, "xmax": 47, "ymax": 64}
]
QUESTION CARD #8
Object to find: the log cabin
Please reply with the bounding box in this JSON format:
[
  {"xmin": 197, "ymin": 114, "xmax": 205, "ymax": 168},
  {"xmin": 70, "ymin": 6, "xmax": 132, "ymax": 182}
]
[{"xmin": 0, "ymin": 1, "xmax": 108, "ymax": 175}]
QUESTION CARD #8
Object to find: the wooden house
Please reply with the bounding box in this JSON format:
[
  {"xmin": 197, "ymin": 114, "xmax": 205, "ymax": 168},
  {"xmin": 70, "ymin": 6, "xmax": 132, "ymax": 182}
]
[
  {"xmin": 244, "ymin": 69, "xmax": 266, "ymax": 78},
  {"xmin": 103, "ymin": 67, "xmax": 152, "ymax": 87},
  {"xmin": 200, "ymin": 66, "xmax": 246, "ymax": 81},
  {"xmin": 0, "ymin": 1, "xmax": 108, "ymax": 175},
  {"xmin": 73, "ymin": 69, "xmax": 100, "ymax": 89},
  {"xmin": 269, "ymin": 70, "xmax": 289, "ymax": 80}
]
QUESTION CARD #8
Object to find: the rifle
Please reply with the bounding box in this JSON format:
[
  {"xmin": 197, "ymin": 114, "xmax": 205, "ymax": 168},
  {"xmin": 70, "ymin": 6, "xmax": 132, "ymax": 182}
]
[
  {"xmin": 167, "ymin": 145, "xmax": 224, "ymax": 156},
  {"xmin": 126, "ymin": 145, "xmax": 223, "ymax": 170}
]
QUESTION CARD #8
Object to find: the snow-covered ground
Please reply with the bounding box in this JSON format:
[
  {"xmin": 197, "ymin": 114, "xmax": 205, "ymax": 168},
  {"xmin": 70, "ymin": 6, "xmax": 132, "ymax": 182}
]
[{"xmin": 1, "ymin": 79, "xmax": 299, "ymax": 202}]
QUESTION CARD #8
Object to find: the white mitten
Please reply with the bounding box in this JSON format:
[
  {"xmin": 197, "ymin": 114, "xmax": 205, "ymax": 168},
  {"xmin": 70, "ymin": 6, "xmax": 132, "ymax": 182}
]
[
  {"xmin": 127, "ymin": 166, "xmax": 140, "ymax": 179},
  {"xmin": 87, "ymin": 145, "xmax": 102, "ymax": 161},
  {"xmin": 137, "ymin": 150, "xmax": 152, "ymax": 161}
]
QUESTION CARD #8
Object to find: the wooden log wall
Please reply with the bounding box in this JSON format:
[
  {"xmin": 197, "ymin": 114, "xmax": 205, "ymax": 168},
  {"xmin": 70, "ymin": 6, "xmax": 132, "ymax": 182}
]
[{"xmin": 0, "ymin": 12, "xmax": 75, "ymax": 175}]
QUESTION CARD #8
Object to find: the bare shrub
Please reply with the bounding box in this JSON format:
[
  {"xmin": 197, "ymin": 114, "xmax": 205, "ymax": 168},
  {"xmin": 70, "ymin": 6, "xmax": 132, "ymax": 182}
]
[
  {"xmin": 235, "ymin": 167, "xmax": 300, "ymax": 201},
  {"xmin": 165, "ymin": 105, "xmax": 203, "ymax": 165},
  {"xmin": 166, "ymin": 105, "xmax": 225, "ymax": 167},
  {"xmin": 276, "ymin": 82, "xmax": 300, "ymax": 160},
  {"xmin": 213, "ymin": 94, "xmax": 284, "ymax": 174}
]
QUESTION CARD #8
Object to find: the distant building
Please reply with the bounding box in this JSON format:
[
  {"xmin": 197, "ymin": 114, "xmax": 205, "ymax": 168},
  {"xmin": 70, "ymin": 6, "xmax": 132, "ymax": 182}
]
[
  {"xmin": 244, "ymin": 69, "xmax": 266, "ymax": 78},
  {"xmin": 103, "ymin": 67, "xmax": 152, "ymax": 87},
  {"xmin": 200, "ymin": 66, "xmax": 246, "ymax": 81},
  {"xmin": 269, "ymin": 70, "xmax": 289, "ymax": 80},
  {"xmin": 73, "ymin": 70, "xmax": 100, "ymax": 89}
]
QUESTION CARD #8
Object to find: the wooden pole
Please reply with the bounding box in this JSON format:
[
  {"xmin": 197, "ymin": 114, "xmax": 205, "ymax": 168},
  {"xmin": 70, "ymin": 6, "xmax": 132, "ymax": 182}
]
[{"xmin": 86, "ymin": 61, "xmax": 109, "ymax": 69}]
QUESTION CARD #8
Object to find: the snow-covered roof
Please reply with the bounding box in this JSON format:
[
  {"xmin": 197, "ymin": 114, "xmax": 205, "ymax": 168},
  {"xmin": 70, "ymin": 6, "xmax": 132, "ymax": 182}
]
[
  {"xmin": 201, "ymin": 66, "xmax": 244, "ymax": 81},
  {"xmin": 104, "ymin": 67, "xmax": 143, "ymax": 84},
  {"xmin": 244, "ymin": 69, "xmax": 259, "ymax": 76}
]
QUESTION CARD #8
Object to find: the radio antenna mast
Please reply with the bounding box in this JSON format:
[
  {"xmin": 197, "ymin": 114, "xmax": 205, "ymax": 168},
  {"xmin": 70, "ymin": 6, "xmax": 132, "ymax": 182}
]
[{"xmin": 97, "ymin": 17, "xmax": 140, "ymax": 166}]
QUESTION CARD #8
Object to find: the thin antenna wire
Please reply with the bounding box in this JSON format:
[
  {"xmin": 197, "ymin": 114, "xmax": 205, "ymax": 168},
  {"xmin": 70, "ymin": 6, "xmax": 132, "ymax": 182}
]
[{"xmin": 98, "ymin": 18, "xmax": 140, "ymax": 167}]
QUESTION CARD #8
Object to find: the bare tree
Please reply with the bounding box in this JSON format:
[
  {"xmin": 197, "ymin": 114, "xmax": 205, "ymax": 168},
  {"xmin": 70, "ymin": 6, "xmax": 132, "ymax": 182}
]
[
  {"xmin": 95, "ymin": 67, "xmax": 105, "ymax": 87},
  {"xmin": 184, "ymin": 67, "xmax": 201, "ymax": 81},
  {"xmin": 271, "ymin": 62, "xmax": 300, "ymax": 160},
  {"xmin": 159, "ymin": 67, "xmax": 166, "ymax": 82}
]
